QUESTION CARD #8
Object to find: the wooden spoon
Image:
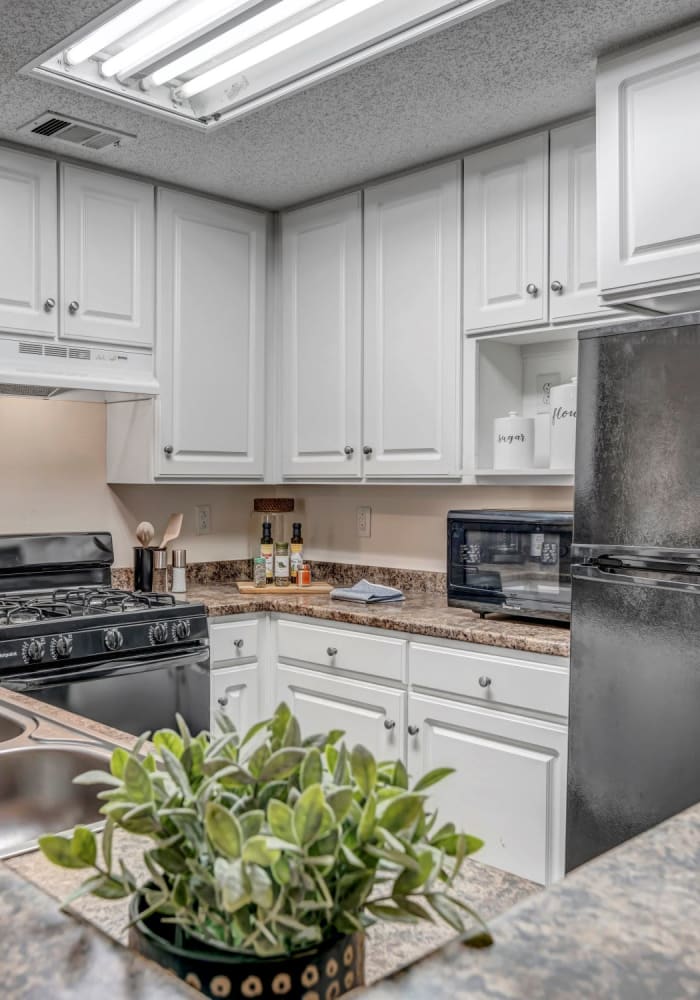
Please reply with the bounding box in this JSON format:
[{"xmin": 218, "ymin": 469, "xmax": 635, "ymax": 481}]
[
  {"xmin": 158, "ymin": 513, "xmax": 184, "ymax": 550},
  {"xmin": 135, "ymin": 521, "xmax": 155, "ymax": 547}
]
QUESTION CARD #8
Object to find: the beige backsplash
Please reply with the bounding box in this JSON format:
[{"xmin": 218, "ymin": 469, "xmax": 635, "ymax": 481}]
[{"xmin": 0, "ymin": 398, "xmax": 572, "ymax": 571}]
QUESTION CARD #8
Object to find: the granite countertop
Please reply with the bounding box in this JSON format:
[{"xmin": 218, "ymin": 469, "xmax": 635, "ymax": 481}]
[
  {"xmin": 354, "ymin": 802, "xmax": 700, "ymax": 999},
  {"xmin": 184, "ymin": 585, "xmax": 571, "ymax": 658}
]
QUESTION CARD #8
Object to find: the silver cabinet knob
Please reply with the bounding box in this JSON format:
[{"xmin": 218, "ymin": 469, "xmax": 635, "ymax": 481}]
[
  {"xmin": 525, "ymin": 283, "xmax": 538, "ymax": 297},
  {"xmin": 326, "ymin": 646, "xmax": 338, "ymax": 657},
  {"xmin": 384, "ymin": 719, "xmax": 396, "ymax": 730},
  {"xmin": 217, "ymin": 695, "xmax": 229, "ymax": 707},
  {"xmin": 44, "ymin": 297, "xmax": 56, "ymax": 312},
  {"xmin": 408, "ymin": 725, "xmax": 420, "ymax": 736},
  {"xmin": 363, "ymin": 446, "xmax": 373, "ymax": 456},
  {"xmin": 550, "ymin": 280, "xmax": 564, "ymax": 294},
  {"xmin": 478, "ymin": 675, "xmax": 492, "ymax": 688},
  {"xmin": 163, "ymin": 445, "xmax": 174, "ymax": 456},
  {"xmin": 68, "ymin": 300, "xmax": 80, "ymax": 314},
  {"xmin": 233, "ymin": 639, "xmax": 244, "ymax": 649},
  {"xmin": 344, "ymin": 446, "xmax": 354, "ymax": 456}
]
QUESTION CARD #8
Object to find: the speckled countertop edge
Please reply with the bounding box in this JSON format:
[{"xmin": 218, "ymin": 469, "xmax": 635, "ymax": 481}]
[{"xmin": 184, "ymin": 585, "xmax": 571, "ymax": 658}]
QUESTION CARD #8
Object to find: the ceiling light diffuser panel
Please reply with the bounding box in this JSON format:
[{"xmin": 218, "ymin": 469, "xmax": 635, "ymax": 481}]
[{"xmin": 27, "ymin": 0, "xmax": 509, "ymax": 129}]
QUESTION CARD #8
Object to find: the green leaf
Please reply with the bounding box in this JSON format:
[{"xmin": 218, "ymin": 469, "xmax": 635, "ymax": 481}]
[
  {"xmin": 367, "ymin": 901, "xmax": 417, "ymax": 923},
  {"xmin": 258, "ymin": 748, "xmax": 306, "ymax": 782},
  {"xmin": 413, "ymin": 767, "xmax": 455, "ymax": 793},
  {"xmin": 153, "ymin": 729, "xmax": 184, "ymax": 758},
  {"xmin": 269, "ymin": 703, "xmax": 291, "ymax": 746},
  {"xmin": 110, "ymin": 747, "xmax": 129, "ymax": 779},
  {"xmin": 327, "ymin": 787, "xmax": 354, "ymax": 823},
  {"xmin": 351, "ymin": 745, "xmax": 377, "ymax": 798},
  {"xmin": 241, "ymin": 717, "xmax": 269, "ymax": 749},
  {"xmin": 393, "ymin": 760, "xmax": 409, "ymax": 790},
  {"xmin": 364, "ymin": 843, "xmax": 419, "ymax": 872},
  {"xmin": 378, "ymin": 793, "xmax": 424, "ymax": 833},
  {"xmin": 150, "ymin": 847, "xmax": 189, "ymax": 874},
  {"xmin": 337, "ymin": 871, "xmax": 374, "ymax": 910},
  {"xmin": 267, "ymin": 800, "xmax": 296, "ymax": 843},
  {"xmin": 159, "ymin": 746, "xmax": 192, "ymax": 796},
  {"xmin": 123, "ymin": 756, "xmax": 153, "ymax": 804},
  {"xmin": 242, "ymin": 836, "xmax": 281, "ymax": 867},
  {"xmin": 435, "ymin": 832, "xmax": 484, "ymax": 857},
  {"xmin": 205, "ymin": 802, "xmax": 242, "ymax": 858},
  {"xmin": 102, "ymin": 817, "xmax": 114, "ymax": 871},
  {"xmin": 333, "ymin": 743, "xmax": 349, "ymax": 785},
  {"xmin": 248, "ymin": 743, "xmax": 271, "ymax": 779},
  {"xmin": 392, "ymin": 896, "xmax": 434, "ymax": 921},
  {"xmin": 271, "ymin": 856, "xmax": 291, "ymax": 885},
  {"xmin": 357, "ymin": 793, "xmax": 376, "ymax": 843},
  {"xmin": 39, "ymin": 835, "xmax": 92, "ymax": 870},
  {"xmin": 72, "ymin": 770, "xmax": 121, "ymax": 787},
  {"xmin": 71, "ymin": 827, "xmax": 97, "ymax": 867},
  {"xmin": 282, "ymin": 714, "xmax": 302, "ymax": 749},
  {"xmin": 393, "ymin": 850, "xmax": 434, "ymax": 895},
  {"xmin": 247, "ymin": 864, "xmax": 274, "ymax": 907},
  {"xmin": 294, "ymin": 784, "xmax": 326, "ymax": 845},
  {"xmin": 240, "ymin": 810, "xmax": 264, "ymax": 840},
  {"xmin": 85, "ymin": 874, "xmax": 131, "ymax": 900},
  {"xmin": 427, "ymin": 892, "xmax": 465, "ymax": 933},
  {"xmin": 300, "ymin": 748, "xmax": 323, "ymax": 789}
]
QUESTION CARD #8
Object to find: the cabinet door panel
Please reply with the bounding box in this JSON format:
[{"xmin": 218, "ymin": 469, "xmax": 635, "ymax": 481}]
[
  {"xmin": 61, "ymin": 165, "xmax": 154, "ymax": 347},
  {"xmin": 282, "ymin": 194, "xmax": 362, "ymax": 479},
  {"xmin": 275, "ymin": 663, "xmax": 405, "ymax": 761},
  {"xmin": 211, "ymin": 663, "xmax": 260, "ymax": 735},
  {"xmin": 464, "ymin": 133, "xmax": 548, "ymax": 331},
  {"xmin": 157, "ymin": 189, "xmax": 266, "ymax": 478},
  {"xmin": 550, "ymin": 118, "xmax": 610, "ymax": 322},
  {"xmin": 598, "ymin": 29, "xmax": 700, "ymax": 293},
  {"xmin": 364, "ymin": 164, "xmax": 461, "ymax": 478},
  {"xmin": 407, "ymin": 693, "xmax": 567, "ymax": 884},
  {"xmin": 0, "ymin": 148, "xmax": 57, "ymax": 338}
]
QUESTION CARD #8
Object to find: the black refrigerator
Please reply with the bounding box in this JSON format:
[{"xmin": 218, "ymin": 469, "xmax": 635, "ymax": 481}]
[{"xmin": 566, "ymin": 311, "xmax": 700, "ymax": 871}]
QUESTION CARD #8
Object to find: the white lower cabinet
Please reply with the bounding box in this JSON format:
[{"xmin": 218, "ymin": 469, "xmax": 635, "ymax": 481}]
[
  {"xmin": 273, "ymin": 663, "xmax": 405, "ymax": 761},
  {"xmin": 211, "ymin": 663, "xmax": 260, "ymax": 735},
  {"xmin": 406, "ymin": 691, "xmax": 567, "ymax": 886}
]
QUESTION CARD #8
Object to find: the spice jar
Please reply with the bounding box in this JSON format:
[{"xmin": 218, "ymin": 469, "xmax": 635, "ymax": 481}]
[
  {"xmin": 152, "ymin": 548, "xmax": 168, "ymax": 592},
  {"xmin": 297, "ymin": 563, "xmax": 311, "ymax": 587},
  {"xmin": 253, "ymin": 557, "xmax": 267, "ymax": 589},
  {"xmin": 171, "ymin": 549, "xmax": 187, "ymax": 594},
  {"xmin": 274, "ymin": 542, "xmax": 290, "ymax": 586}
]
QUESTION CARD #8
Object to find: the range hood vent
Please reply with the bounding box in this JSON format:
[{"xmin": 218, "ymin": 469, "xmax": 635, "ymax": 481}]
[
  {"xmin": 0, "ymin": 383, "xmax": 62, "ymax": 399},
  {"xmin": 19, "ymin": 112, "xmax": 135, "ymax": 150}
]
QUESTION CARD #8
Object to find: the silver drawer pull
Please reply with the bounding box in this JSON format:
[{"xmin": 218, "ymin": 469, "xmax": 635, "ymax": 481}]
[
  {"xmin": 478, "ymin": 675, "xmax": 492, "ymax": 688},
  {"xmin": 327, "ymin": 646, "xmax": 338, "ymax": 657},
  {"xmin": 383, "ymin": 719, "xmax": 396, "ymax": 731},
  {"xmin": 408, "ymin": 725, "xmax": 420, "ymax": 736},
  {"xmin": 217, "ymin": 695, "xmax": 229, "ymax": 707},
  {"xmin": 234, "ymin": 639, "xmax": 244, "ymax": 649}
]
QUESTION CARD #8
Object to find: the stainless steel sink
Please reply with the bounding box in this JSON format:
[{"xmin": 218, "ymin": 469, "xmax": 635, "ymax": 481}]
[
  {"xmin": 0, "ymin": 744, "xmax": 113, "ymax": 858},
  {"xmin": 0, "ymin": 714, "xmax": 26, "ymax": 743}
]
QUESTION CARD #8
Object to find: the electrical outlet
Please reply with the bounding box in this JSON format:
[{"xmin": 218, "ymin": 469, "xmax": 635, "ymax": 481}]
[
  {"xmin": 357, "ymin": 506, "xmax": 372, "ymax": 538},
  {"xmin": 195, "ymin": 505, "xmax": 211, "ymax": 535}
]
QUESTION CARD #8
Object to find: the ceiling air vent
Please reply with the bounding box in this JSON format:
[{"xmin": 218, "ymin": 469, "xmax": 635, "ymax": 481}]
[{"xmin": 19, "ymin": 112, "xmax": 135, "ymax": 151}]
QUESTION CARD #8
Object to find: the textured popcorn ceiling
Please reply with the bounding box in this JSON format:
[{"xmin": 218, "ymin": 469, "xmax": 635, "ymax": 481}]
[{"xmin": 1, "ymin": 0, "xmax": 699, "ymax": 209}]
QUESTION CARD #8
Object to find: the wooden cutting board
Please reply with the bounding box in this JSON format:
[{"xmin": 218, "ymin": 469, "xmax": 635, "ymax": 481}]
[{"xmin": 236, "ymin": 581, "xmax": 334, "ymax": 595}]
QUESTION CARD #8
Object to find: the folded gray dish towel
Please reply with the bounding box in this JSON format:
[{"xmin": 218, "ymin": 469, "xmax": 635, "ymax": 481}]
[{"xmin": 330, "ymin": 579, "xmax": 405, "ymax": 604}]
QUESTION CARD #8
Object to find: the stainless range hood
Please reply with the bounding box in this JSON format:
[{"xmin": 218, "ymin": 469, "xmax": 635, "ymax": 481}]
[{"xmin": 0, "ymin": 337, "xmax": 159, "ymax": 401}]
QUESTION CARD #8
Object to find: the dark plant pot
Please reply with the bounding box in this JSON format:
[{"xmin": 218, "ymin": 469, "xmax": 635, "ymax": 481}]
[{"xmin": 128, "ymin": 893, "xmax": 365, "ymax": 1000}]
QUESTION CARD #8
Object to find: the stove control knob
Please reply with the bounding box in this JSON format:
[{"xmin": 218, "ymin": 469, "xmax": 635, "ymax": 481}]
[
  {"xmin": 25, "ymin": 638, "xmax": 46, "ymax": 663},
  {"xmin": 53, "ymin": 634, "xmax": 73, "ymax": 659},
  {"xmin": 150, "ymin": 622, "xmax": 169, "ymax": 645},
  {"xmin": 104, "ymin": 628, "xmax": 124, "ymax": 651},
  {"xmin": 174, "ymin": 619, "xmax": 191, "ymax": 641}
]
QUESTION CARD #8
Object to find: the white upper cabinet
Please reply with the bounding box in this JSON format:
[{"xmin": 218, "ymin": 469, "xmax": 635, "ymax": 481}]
[
  {"xmin": 549, "ymin": 117, "xmax": 607, "ymax": 323},
  {"xmin": 156, "ymin": 189, "xmax": 266, "ymax": 478},
  {"xmin": 61, "ymin": 164, "xmax": 154, "ymax": 347},
  {"xmin": 363, "ymin": 163, "xmax": 461, "ymax": 478},
  {"xmin": 0, "ymin": 148, "xmax": 57, "ymax": 338},
  {"xmin": 281, "ymin": 194, "xmax": 362, "ymax": 479},
  {"xmin": 597, "ymin": 26, "xmax": 700, "ymax": 308},
  {"xmin": 464, "ymin": 133, "xmax": 548, "ymax": 332}
]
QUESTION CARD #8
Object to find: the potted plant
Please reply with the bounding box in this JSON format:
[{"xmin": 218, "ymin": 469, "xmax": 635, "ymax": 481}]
[{"xmin": 40, "ymin": 704, "xmax": 490, "ymax": 999}]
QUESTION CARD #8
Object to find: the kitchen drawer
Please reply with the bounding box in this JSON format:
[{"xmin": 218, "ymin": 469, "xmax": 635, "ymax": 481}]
[
  {"xmin": 409, "ymin": 642, "xmax": 568, "ymax": 718},
  {"xmin": 276, "ymin": 619, "xmax": 405, "ymax": 682},
  {"xmin": 210, "ymin": 619, "xmax": 258, "ymax": 664}
]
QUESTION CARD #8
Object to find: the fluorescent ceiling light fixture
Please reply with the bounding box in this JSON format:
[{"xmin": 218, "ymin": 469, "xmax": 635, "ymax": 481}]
[
  {"xmin": 100, "ymin": 0, "xmax": 255, "ymax": 78},
  {"xmin": 28, "ymin": 0, "xmax": 511, "ymax": 128},
  {"xmin": 147, "ymin": 0, "xmax": 322, "ymax": 88},
  {"xmin": 64, "ymin": 0, "xmax": 177, "ymax": 65},
  {"xmin": 178, "ymin": 0, "xmax": 386, "ymax": 98}
]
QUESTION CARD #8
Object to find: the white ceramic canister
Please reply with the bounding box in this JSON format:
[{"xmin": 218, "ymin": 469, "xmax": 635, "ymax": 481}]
[
  {"xmin": 493, "ymin": 411, "xmax": 535, "ymax": 470},
  {"xmin": 549, "ymin": 377, "xmax": 578, "ymax": 469},
  {"xmin": 534, "ymin": 410, "xmax": 551, "ymax": 468}
]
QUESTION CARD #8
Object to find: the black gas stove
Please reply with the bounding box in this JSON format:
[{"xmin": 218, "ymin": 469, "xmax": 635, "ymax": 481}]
[{"xmin": 0, "ymin": 533, "xmax": 210, "ymax": 736}]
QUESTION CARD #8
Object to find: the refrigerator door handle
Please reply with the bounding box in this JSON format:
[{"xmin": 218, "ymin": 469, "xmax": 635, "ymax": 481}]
[{"xmin": 573, "ymin": 563, "xmax": 700, "ymax": 595}]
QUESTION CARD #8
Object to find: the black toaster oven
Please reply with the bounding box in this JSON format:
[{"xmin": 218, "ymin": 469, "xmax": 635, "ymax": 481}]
[{"xmin": 447, "ymin": 510, "xmax": 573, "ymax": 622}]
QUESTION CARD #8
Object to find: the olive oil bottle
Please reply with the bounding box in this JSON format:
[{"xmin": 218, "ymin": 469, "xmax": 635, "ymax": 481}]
[{"xmin": 290, "ymin": 522, "xmax": 304, "ymax": 584}]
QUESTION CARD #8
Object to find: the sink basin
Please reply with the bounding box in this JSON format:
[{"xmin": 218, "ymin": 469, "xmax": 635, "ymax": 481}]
[
  {"xmin": 0, "ymin": 745, "xmax": 112, "ymax": 857},
  {"xmin": 0, "ymin": 714, "xmax": 26, "ymax": 744}
]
